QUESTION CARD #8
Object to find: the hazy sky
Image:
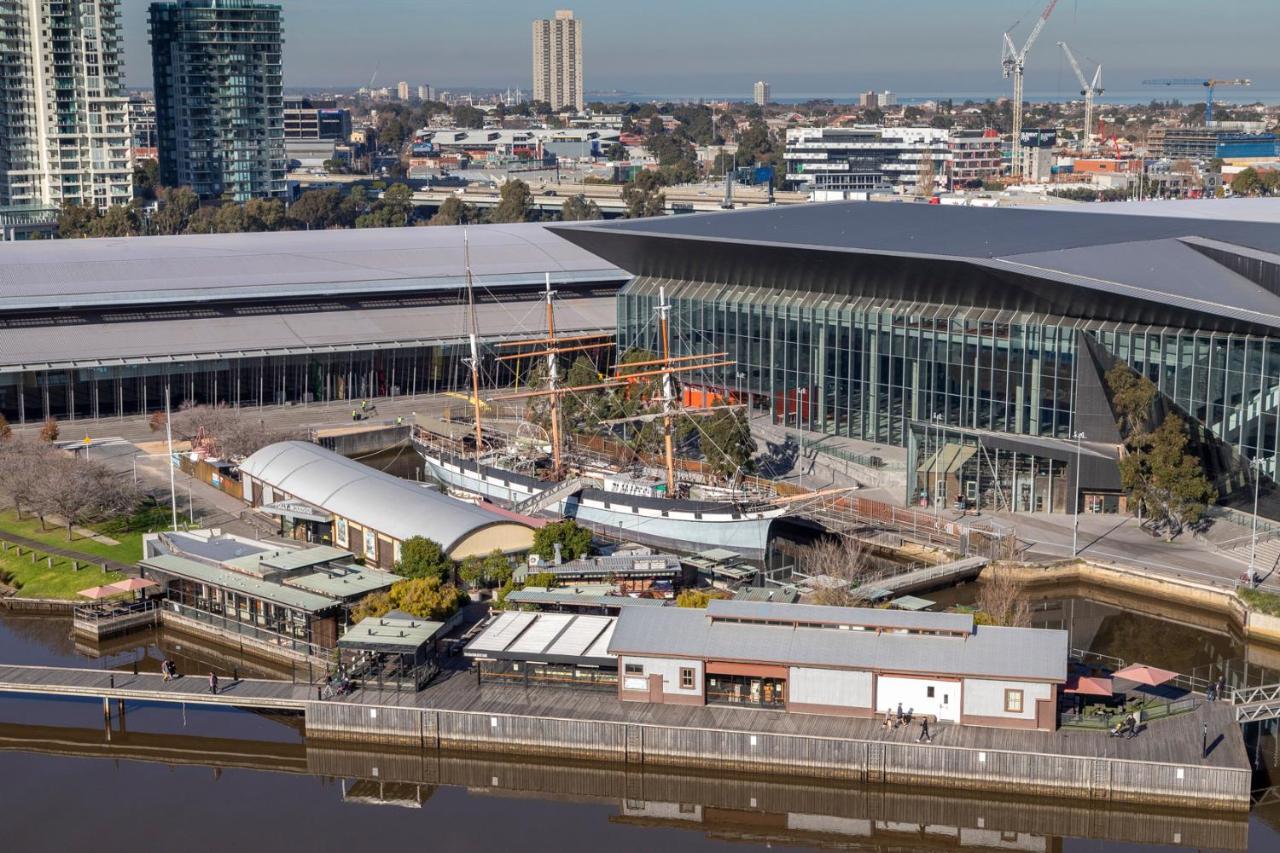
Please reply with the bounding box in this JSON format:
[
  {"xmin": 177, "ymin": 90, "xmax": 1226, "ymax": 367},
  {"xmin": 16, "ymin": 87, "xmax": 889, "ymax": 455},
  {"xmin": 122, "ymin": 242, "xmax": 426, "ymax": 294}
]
[{"xmin": 120, "ymin": 0, "xmax": 1278, "ymax": 97}]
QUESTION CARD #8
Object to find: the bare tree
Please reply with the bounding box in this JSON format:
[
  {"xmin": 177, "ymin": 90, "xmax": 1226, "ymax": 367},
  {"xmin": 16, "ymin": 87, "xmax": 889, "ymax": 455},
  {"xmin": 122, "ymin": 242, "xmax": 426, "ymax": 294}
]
[
  {"xmin": 164, "ymin": 403, "xmax": 299, "ymax": 459},
  {"xmin": 35, "ymin": 455, "xmax": 139, "ymax": 540},
  {"xmin": 797, "ymin": 536, "xmax": 870, "ymax": 583},
  {"xmin": 0, "ymin": 438, "xmax": 56, "ymax": 519},
  {"xmin": 976, "ymin": 565, "xmax": 1031, "ymax": 627}
]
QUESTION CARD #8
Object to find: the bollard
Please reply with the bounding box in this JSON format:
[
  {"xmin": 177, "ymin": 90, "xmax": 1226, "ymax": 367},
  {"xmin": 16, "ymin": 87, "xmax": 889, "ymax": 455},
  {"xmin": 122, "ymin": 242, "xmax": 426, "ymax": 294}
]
[
  {"xmin": 46, "ymin": 556, "xmax": 52, "ymax": 569},
  {"xmin": 101, "ymin": 562, "xmax": 107, "ymax": 574}
]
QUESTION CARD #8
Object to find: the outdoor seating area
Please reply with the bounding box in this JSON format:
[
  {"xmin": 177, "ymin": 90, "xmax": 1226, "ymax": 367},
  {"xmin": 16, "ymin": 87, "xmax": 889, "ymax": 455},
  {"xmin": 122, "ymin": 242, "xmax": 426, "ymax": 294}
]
[
  {"xmin": 72, "ymin": 578, "xmax": 160, "ymax": 640},
  {"xmin": 336, "ymin": 611, "xmax": 450, "ymax": 693},
  {"xmin": 1060, "ymin": 661, "xmax": 1204, "ymax": 731}
]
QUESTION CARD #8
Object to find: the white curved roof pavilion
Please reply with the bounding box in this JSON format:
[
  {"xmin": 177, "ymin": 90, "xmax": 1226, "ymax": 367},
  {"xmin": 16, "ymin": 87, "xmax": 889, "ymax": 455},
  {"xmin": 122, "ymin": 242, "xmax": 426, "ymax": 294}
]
[{"xmin": 239, "ymin": 441, "xmax": 534, "ymax": 559}]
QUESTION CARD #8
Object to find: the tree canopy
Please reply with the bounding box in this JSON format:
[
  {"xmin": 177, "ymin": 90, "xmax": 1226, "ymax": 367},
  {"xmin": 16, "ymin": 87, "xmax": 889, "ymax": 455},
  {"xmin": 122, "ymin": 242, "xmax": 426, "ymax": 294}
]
[
  {"xmin": 352, "ymin": 575, "xmax": 468, "ymax": 622},
  {"xmin": 394, "ymin": 536, "xmax": 455, "ymax": 582},
  {"xmin": 531, "ymin": 519, "xmax": 592, "ymax": 562}
]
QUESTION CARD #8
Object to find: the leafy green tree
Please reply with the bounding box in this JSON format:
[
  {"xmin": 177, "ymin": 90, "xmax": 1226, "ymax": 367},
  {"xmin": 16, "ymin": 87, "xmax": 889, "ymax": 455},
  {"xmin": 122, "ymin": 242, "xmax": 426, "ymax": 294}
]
[
  {"xmin": 531, "ymin": 519, "xmax": 592, "ymax": 562},
  {"xmin": 604, "ymin": 142, "xmax": 627, "ymax": 161},
  {"xmin": 152, "ymin": 186, "xmax": 200, "ymax": 235},
  {"xmin": 488, "ymin": 179, "xmax": 532, "ymax": 223},
  {"xmin": 676, "ymin": 588, "xmax": 729, "ymax": 608},
  {"xmin": 648, "ymin": 115, "xmax": 664, "ymax": 135},
  {"xmin": 700, "ymin": 409, "xmax": 756, "ymax": 480},
  {"xmin": 184, "ymin": 205, "xmax": 219, "ymax": 234},
  {"xmin": 57, "ymin": 202, "xmax": 99, "ymax": 238},
  {"xmin": 322, "ymin": 158, "xmax": 347, "ymax": 174},
  {"xmin": 394, "ymin": 536, "xmax": 455, "ymax": 582},
  {"xmin": 352, "ymin": 575, "xmax": 468, "ymax": 621},
  {"xmin": 560, "ymin": 194, "xmax": 602, "ymax": 221},
  {"xmin": 243, "ymin": 198, "xmax": 286, "ymax": 232},
  {"xmin": 214, "ymin": 203, "xmax": 248, "ymax": 233},
  {"xmin": 622, "ymin": 171, "xmax": 666, "ymax": 218},
  {"xmin": 560, "ymin": 355, "xmax": 608, "ymax": 432},
  {"xmin": 133, "ymin": 159, "xmax": 161, "ymax": 200},
  {"xmin": 452, "ymin": 104, "xmax": 485, "ymax": 129},
  {"xmin": 91, "ymin": 204, "xmax": 142, "ymax": 237},
  {"xmin": 1105, "ymin": 363, "xmax": 1157, "ymax": 438},
  {"xmin": 1119, "ymin": 414, "xmax": 1217, "ymax": 539},
  {"xmin": 429, "ymin": 195, "xmax": 479, "ymax": 226},
  {"xmin": 526, "ymin": 571, "xmax": 559, "ymax": 589},
  {"xmin": 459, "ymin": 549, "xmax": 512, "ymax": 588},
  {"xmin": 1232, "ymin": 168, "xmax": 1262, "ymax": 196},
  {"xmin": 288, "ymin": 188, "xmax": 342, "ymax": 230}
]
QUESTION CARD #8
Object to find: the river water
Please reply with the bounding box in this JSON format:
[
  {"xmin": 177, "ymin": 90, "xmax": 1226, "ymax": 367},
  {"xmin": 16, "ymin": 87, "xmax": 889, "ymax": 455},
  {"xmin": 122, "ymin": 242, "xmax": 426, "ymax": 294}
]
[{"xmin": 2, "ymin": 608, "xmax": 1280, "ymax": 852}]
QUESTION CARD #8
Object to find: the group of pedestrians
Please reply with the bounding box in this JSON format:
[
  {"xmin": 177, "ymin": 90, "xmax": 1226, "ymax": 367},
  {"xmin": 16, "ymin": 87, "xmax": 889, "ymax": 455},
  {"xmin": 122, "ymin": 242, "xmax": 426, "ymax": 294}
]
[
  {"xmin": 1206, "ymin": 676, "xmax": 1228, "ymax": 702},
  {"xmin": 882, "ymin": 702, "xmax": 933, "ymax": 743},
  {"xmin": 158, "ymin": 659, "xmax": 221, "ymax": 695}
]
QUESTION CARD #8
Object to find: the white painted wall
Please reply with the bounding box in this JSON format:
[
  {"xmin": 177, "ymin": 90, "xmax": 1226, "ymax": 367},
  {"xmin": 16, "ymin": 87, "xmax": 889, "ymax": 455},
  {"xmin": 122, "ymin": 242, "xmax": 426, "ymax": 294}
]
[
  {"xmin": 962, "ymin": 678, "xmax": 1052, "ymax": 721},
  {"xmin": 620, "ymin": 655, "xmax": 703, "ymax": 697},
  {"xmin": 875, "ymin": 675, "xmax": 960, "ymax": 722},
  {"xmin": 243, "ymin": 477, "xmax": 255, "ymax": 504},
  {"xmin": 788, "ymin": 667, "xmax": 873, "ymax": 709}
]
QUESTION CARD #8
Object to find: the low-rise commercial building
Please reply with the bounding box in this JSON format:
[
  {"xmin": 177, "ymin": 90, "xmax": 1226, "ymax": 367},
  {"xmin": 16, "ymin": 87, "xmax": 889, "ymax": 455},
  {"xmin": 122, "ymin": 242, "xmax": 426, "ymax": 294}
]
[
  {"xmin": 785, "ymin": 126, "xmax": 950, "ymax": 195},
  {"xmin": 238, "ymin": 441, "xmax": 536, "ymax": 566},
  {"xmin": 140, "ymin": 529, "xmax": 397, "ymax": 652},
  {"xmin": 608, "ymin": 600, "xmax": 1067, "ymax": 730}
]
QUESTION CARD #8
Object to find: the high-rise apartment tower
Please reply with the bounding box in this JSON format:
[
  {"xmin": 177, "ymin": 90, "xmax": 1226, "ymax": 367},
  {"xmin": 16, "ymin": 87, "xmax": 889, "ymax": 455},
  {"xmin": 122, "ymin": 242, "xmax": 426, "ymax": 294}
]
[
  {"xmin": 532, "ymin": 10, "xmax": 583, "ymax": 111},
  {"xmin": 0, "ymin": 0, "xmax": 133, "ymax": 209},
  {"xmin": 149, "ymin": 0, "xmax": 286, "ymax": 201},
  {"xmin": 754, "ymin": 81, "xmax": 771, "ymax": 106}
]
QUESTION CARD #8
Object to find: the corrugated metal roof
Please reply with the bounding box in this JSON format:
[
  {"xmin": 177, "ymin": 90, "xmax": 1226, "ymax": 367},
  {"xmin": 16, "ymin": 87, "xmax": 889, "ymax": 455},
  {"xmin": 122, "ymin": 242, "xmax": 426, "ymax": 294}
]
[
  {"xmin": 0, "ymin": 295, "xmax": 617, "ymax": 373},
  {"xmin": 705, "ymin": 599, "xmax": 974, "ymax": 634},
  {"xmin": 0, "ymin": 222, "xmax": 625, "ymax": 311},
  {"xmin": 503, "ymin": 589, "xmax": 668, "ymax": 608},
  {"xmin": 465, "ymin": 611, "xmax": 538, "ymax": 653},
  {"xmin": 237, "ymin": 441, "xmax": 531, "ymax": 553},
  {"xmin": 141, "ymin": 553, "xmax": 339, "ymax": 613},
  {"xmin": 609, "ymin": 607, "xmax": 1066, "ymax": 682}
]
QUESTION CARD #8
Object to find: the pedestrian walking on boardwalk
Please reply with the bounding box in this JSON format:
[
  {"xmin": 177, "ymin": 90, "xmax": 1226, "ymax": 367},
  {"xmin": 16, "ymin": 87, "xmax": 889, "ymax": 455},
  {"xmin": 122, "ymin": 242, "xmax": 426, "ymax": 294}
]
[
  {"xmin": 209, "ymin": 671, "xmax": 218, "ymax": 695},
  {"xmin": 918, "ymin": 717, "xmax": 932, "ymax": 743}
]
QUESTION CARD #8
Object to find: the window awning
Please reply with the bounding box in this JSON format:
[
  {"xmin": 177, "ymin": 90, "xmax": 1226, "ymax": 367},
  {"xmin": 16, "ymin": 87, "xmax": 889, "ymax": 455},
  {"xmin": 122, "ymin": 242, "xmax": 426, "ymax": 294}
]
[{"xmin": 917, "ymin": 443, "xmax": 977, "ymax": 476}]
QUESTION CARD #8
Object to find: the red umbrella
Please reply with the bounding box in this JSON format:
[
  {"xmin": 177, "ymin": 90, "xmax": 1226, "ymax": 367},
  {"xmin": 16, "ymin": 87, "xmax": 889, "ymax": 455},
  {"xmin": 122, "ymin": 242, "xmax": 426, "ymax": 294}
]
[
  {"xmin": 1113, "ymin": 664, "xmax": 1179, "ymax": 686},
  {"xmin": 1064, "ymin": 675, "xmax": 1114, "ymax": 696}
]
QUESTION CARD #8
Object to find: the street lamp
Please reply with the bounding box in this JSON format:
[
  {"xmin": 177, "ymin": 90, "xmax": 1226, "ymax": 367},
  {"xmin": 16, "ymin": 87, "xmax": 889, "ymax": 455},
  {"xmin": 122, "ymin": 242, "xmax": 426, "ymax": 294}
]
[
  {"xmin": 931, "ymin": 413, "xmax": 945, "ymax": 519},
  {"xmin": 1250, "ymin": 457, "xmax": 1265, "ymax": 585},
  {"xmin": 1072, "ymin": 431, "xmax": 1086, "ymax": 557}
]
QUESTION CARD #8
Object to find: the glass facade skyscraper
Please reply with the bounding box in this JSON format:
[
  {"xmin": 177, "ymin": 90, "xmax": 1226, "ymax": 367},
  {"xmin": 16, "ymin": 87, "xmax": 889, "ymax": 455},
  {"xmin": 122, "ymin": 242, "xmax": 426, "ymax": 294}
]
[{"xmin": 149, "ymin": 0, "xmax": 286, "ymax": 201}]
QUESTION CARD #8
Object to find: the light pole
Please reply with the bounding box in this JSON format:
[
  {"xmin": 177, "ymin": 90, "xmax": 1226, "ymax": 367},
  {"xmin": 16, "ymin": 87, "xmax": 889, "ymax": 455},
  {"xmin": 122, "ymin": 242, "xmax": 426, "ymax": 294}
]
[
  {"xmin": 931, "ymin": 413, "xmax": 945, "ymax": 519},
  {"xmin": 1250, "ymin": 457, "xmax": 1264, "ymax": 584},
  {"xmin": 1072, "ymin": 431, "xmax": 1086, "ymax": 557}
]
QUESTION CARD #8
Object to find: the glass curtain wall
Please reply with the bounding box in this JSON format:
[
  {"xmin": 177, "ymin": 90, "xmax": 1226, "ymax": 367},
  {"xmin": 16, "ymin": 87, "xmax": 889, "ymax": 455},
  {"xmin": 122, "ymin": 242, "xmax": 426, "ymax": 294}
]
[{"xmin": 618, "ymin": 279, "xmax": 1280, "ymax": 494}]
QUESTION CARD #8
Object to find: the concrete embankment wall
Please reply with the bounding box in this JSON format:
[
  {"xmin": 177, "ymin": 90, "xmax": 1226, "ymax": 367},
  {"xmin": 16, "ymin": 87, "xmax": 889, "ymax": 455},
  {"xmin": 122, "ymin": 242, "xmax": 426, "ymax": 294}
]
[
  {"xmin": 316, "ymin": 425, "xmax": 410, "ymax": 457},
  {"xmin": 303, "ymin": 702, "xmax": 1251, "ymax": 811},
  {"xmin": 996, "ymin": 560, "xmax": 1280, "ymax": 645}
]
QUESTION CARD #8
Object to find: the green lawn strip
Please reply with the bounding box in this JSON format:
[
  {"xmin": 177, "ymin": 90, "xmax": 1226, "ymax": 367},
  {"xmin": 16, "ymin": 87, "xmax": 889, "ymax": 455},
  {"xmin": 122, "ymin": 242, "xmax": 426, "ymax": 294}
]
[
  {"xmin": 0, "ymin": 547, "xmax": 125, "ymax": 599},
  {"xmin": 0, "ymin": 502, "xmax": 170, "ymax": 565}
]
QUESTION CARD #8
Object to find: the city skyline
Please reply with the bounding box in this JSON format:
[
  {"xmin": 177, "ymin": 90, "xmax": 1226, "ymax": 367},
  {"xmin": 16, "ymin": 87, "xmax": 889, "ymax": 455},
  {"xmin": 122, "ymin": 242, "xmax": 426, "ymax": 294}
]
[{"xmin": 110, "ymin": 0, "xmax": 1279, "ymax": 97}]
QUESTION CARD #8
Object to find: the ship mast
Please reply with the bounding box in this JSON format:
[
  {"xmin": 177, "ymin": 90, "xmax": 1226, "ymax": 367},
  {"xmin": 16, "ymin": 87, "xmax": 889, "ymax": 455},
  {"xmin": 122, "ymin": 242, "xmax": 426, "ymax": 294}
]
[
  {"xmin": 544, "ymin": 274, "xmax": 563, "ymax": 476},
  {"xmin": 463, "ymin": 229, "xmax": 484, "ymax": 461},
  {"xmin": 657, "ymin": 286, "xmax": 677, "ymax": 494}
]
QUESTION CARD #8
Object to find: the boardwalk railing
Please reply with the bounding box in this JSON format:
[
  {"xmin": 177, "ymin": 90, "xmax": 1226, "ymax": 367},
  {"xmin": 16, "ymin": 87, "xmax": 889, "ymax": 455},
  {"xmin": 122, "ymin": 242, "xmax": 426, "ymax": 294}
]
[{"xmin": 1070, "ymin": 648, "xmax": 1215, "ymax": 695}]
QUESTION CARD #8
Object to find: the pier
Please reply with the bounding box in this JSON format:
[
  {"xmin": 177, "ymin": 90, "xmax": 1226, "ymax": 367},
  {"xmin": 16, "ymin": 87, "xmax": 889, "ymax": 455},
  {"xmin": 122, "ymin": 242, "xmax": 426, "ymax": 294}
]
[{"xmin": 0, "ymin": 661, "xmax": 1253, "ymax": 811}]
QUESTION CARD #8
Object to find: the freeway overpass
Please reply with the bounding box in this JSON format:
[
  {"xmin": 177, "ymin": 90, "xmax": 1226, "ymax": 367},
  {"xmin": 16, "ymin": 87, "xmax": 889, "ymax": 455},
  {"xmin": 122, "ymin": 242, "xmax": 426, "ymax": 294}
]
[{"xmin": 290, "ymin": 172, "xmax": 809, "ymax": 216}]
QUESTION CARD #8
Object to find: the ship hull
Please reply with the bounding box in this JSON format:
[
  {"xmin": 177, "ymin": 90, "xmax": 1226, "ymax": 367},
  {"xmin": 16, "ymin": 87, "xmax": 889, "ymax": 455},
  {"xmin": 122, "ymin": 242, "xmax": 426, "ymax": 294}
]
[{"xmin": 419, "ymin": 450, "xmax": 777, "ymax": 559}]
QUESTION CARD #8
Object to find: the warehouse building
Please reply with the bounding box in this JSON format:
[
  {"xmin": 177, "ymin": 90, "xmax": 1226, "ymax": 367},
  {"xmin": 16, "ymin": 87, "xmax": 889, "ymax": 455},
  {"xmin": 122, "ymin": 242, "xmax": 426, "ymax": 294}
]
[
  {"xmin": 608, "ymin": 600, "xmax": 1067, "ymax": 730},
  {"xmin": 238, "ymin": 441, "xmax": 535, "ymax": 566},
  {"xmin": 0, "ymin": 222, "xmax": 625, "ymax": 425}
]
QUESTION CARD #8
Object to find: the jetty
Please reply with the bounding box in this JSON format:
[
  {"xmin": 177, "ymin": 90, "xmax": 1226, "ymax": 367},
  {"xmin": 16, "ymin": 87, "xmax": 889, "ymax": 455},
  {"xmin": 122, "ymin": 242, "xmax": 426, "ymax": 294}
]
[{"xmin": 0, "ymin": 661, "xmax": 1253, "ymax": 812}]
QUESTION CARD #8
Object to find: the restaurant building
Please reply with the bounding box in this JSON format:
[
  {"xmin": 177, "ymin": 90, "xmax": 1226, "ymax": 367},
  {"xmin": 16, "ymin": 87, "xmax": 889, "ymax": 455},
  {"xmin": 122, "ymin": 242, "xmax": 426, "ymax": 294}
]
[
  {"xmin": 140, "ymin": 529, "xmax": 397, "ymax": 653},
  {"xmin": 607, "ymin": 600, "xmax": 1067, "ymax": 730}
]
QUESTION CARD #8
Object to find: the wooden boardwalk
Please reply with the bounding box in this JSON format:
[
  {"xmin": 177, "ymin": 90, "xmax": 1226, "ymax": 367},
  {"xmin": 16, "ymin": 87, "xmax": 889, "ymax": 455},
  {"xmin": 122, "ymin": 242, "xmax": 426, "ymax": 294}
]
[{"xmin": 0, "ymin": 661, "xmax": 1253, "ymax": 810}]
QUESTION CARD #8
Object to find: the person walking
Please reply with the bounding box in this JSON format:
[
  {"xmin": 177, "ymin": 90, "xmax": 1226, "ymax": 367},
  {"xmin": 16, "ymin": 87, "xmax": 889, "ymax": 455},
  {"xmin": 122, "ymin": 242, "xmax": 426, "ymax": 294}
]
[
  {"xmin": 161, "ymin": 660, "xmax": 170, "ymax": 682},
  {"xmin": 918, "ymin": 717, "xmax": 932, "ymax": 743},
  {"xmin": 1217, "ymin": 676, "xmax": 1227, "ymax": 701},
  {"xmin": 208, "ymin": 671, "xmax": 218, "ymax": 695}
]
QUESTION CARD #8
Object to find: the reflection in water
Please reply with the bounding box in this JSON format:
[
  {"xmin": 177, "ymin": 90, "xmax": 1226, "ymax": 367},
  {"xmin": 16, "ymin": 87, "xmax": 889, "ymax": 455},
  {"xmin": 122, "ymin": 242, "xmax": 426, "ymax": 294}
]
[{"xmin": 0, "ymin": 718, "xmax": 1258, "ymax": 852}]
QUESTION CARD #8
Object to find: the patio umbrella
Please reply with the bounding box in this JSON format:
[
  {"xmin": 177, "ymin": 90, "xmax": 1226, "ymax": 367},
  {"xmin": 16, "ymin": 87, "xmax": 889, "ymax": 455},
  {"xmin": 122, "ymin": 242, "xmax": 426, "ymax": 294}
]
[
  {"xmin": 77, "ymin": 585, "xmax": 119, "ymax": 600},
  {"xmin": 1064, "ymin": 675, "xmax": 1114, "ymax": 696},
  {"xmin": 1113, "ymin": 664, "xmax": 1179, "ymax": 686},
  {"xmin": 104, "ymin": 578, "xmax": 158, "ymax": 593}
]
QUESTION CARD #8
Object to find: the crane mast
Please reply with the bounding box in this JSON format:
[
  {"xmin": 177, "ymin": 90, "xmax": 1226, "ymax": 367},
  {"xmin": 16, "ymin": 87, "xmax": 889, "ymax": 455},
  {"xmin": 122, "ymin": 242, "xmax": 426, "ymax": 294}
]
[
  {"xmin": 1002, "ymin": 0, "xmax": 1059, "ymax": 180},
  {"xmin": 1142, "ymin": 77, "xmax": 1251, "ymax": 125},
  {"xmin": 1058, "ymin": 41, "xmax": 1103, "ymax": 155}
]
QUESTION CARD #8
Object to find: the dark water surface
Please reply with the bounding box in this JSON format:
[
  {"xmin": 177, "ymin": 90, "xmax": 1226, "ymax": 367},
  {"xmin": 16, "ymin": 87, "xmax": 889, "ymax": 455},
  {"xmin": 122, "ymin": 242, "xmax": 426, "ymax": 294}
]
[{"xmin": 2, "ymin": 612, "xmax": 1280, "ymax": 852}]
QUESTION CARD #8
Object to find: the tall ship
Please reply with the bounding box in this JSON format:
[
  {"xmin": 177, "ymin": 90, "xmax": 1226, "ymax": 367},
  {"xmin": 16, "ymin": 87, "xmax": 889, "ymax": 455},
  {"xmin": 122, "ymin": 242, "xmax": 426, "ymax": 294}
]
[{"xmin": 412, "ymin": 235, "xmax": 833, "ymax": 558}]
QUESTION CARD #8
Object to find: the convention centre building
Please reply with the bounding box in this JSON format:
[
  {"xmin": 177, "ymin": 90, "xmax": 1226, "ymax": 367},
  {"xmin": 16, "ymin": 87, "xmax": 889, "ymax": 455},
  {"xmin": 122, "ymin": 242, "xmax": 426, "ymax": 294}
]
[
  {"xmin": 0, "ymin": 223, "xmax": 625, "ymax": 424},
  {"xmin": 555, "ymin": 201, "xmax": 1280, "ymax": 515}
]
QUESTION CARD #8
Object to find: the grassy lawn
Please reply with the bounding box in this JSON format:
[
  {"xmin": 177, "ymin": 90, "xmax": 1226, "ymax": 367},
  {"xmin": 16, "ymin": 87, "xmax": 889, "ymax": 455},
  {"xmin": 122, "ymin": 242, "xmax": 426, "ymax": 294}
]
[
  {"xmin": 0, "ymin": 501, "xmax": 173, "ymax": 565},
  {"xmin": 0, "ymin": 548, "xmax": 125, "ymax": 599}
]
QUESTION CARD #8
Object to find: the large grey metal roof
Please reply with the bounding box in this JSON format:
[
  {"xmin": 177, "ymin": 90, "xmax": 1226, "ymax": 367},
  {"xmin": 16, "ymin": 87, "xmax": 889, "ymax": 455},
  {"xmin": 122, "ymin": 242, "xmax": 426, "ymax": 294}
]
[
  {"xmin": 141, "ymin": 553, "xmax": 340, "ymax": 613},
  {"xmin": 237, "ymin": 441, "xmax": 531, "ymax": 553},
  {"xmin": 0, "ymin": 221, "xmax": 626, "ymax": 312},
  {"xmin": 554, "ymin": 201, "xmax": 1280, "ymax": 332},
  {"xmin": 608, "ymin": 606, "xmax": 1067, "ymax": 682},
  {"xmin": 465, "ymin": 610, "xmax": 618, "ymax": 666},
  {"xmin": 705, "ymin": 599, "xmax": 974, "ymax": 634},
  {"xmin": 0, "ymin": 293, "xmax": 616, "ymax": 373}
]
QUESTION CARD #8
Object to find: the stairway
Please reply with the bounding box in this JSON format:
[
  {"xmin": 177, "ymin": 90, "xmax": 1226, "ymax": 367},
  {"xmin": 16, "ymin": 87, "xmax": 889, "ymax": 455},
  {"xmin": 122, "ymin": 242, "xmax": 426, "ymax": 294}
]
[
  {"xmin": 512, "ymin": 478, "xmax": 590, "ymax": 516},
  {"xmin": 1232, "ymin": 536, "xmax": 1280, "ymax": 579}
]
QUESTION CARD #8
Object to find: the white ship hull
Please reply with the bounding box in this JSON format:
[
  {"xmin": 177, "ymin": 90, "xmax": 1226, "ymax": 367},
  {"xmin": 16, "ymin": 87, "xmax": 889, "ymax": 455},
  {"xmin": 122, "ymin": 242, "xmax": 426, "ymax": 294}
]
[{"xmin": 419, "ymin": 450, "xmax": 779, "ymax": 558}]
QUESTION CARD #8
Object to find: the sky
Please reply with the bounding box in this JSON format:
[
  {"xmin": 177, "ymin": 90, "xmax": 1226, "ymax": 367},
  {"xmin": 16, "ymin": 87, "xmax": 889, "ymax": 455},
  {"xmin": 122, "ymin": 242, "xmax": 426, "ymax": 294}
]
[{"xmin": 120, "ymin": 0, "xmax": 1279, "ymax": 98}]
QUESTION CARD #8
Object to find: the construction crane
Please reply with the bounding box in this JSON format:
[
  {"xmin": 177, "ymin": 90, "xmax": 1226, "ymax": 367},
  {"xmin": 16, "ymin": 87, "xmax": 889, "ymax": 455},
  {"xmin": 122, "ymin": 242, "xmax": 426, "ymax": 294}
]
[
  {"xmin": 1142, "ymin": 77, "xmax": 1252, "ymax": 124},
  {"xmin": 1058, "ymin": 42, "xmax": 1103, "ymax": 154},
  {"xmin": 1002, "ymin": 0, "xmax": 1060, "ymax": 180}
]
